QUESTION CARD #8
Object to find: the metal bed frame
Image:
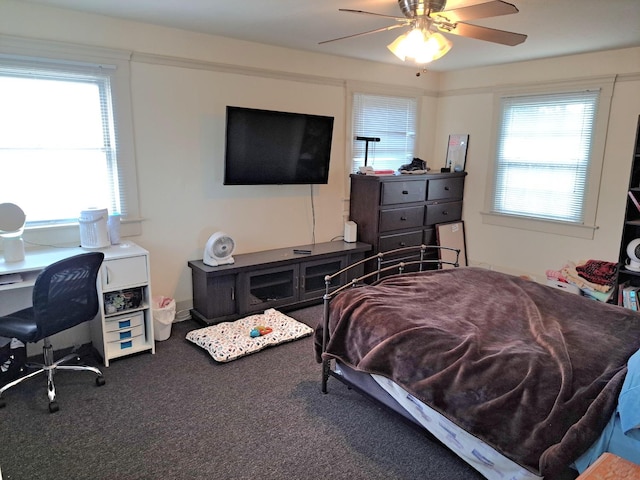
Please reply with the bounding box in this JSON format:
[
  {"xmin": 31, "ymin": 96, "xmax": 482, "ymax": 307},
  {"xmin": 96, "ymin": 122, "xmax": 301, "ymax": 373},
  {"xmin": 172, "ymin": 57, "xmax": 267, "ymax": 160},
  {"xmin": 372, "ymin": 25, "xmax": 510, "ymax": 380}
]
[{"xmin": 320, "ymin": 244, "xmax": 460, "ymax": 394}]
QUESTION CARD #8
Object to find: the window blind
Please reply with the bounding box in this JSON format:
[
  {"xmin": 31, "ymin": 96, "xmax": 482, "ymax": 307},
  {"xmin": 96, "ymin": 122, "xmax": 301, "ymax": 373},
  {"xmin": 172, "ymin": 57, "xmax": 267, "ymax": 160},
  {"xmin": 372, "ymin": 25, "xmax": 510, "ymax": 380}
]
[
  {"xmin": 351, "ymin": 93, "xmax": 417, "ymax": 173},
  {"xmin": 0, "ymin": 60, "xmax": 125, "ymax": 225},
  {"xmin": 493, "ymin": 90, "xmax": 599, "ymax": 224}
]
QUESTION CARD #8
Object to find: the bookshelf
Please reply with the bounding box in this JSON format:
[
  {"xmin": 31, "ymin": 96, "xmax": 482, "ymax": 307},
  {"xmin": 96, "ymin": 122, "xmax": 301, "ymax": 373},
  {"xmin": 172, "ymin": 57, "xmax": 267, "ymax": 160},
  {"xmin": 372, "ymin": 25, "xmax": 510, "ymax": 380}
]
[{"xmin": 617, "ymin": 115, "xmax": 640, "ymax": 308}]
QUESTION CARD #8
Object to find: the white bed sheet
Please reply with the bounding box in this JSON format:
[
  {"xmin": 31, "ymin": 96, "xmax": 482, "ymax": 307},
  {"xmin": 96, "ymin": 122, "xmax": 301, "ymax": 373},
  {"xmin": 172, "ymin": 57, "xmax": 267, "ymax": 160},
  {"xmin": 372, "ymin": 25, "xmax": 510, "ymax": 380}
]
[{"xmin": 370, "ymin": 373, "xmax": 543, "ymax": 480}]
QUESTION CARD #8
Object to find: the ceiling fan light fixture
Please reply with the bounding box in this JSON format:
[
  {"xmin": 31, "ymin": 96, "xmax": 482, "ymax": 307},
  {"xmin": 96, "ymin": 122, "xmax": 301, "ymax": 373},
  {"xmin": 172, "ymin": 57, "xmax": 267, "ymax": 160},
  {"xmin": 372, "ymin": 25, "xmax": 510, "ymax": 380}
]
[{"xmin": 387, "ymin": 28, "xmax": 452, "ymax": 64}]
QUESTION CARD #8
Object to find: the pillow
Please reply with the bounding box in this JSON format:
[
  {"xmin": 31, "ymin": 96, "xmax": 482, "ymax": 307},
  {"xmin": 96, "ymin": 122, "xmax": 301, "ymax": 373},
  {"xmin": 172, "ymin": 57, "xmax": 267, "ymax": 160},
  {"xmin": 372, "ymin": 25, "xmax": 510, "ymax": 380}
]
[{"xmin": 186, "ymin": 308, "xmax": 313, "ymax": 363}]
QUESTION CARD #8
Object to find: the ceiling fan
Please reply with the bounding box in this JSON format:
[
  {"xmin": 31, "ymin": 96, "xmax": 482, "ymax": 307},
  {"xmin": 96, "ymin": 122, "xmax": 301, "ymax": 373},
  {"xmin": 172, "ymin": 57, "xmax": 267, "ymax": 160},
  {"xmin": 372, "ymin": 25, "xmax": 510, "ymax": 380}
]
[{"xmin": 320, "ymin": 0, "xmax": 527, "ymax": 65}]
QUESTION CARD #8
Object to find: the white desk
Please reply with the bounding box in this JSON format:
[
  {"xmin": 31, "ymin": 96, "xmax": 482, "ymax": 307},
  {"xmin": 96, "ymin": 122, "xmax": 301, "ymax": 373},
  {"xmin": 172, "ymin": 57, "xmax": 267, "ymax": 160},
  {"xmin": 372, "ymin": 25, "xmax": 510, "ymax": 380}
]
[{"xmin": 0, "ymin": 242, "xmax": 155, "ymax": 366}]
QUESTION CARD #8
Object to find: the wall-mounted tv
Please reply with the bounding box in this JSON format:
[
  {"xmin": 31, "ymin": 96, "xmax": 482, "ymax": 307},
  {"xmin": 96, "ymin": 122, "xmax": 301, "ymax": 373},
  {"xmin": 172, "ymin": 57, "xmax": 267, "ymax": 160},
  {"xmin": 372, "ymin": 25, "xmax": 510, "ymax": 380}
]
[{"xmin": 224, "ymin": 106, "xmax": 334, "ymax": 185}]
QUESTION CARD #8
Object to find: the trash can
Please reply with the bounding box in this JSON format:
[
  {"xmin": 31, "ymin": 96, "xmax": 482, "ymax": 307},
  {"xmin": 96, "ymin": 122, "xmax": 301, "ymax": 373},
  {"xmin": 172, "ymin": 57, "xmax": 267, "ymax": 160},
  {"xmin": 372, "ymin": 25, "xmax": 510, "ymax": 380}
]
[{"xmin": 152, "ymin": 296, "xmax": 176, "ymax": 341}]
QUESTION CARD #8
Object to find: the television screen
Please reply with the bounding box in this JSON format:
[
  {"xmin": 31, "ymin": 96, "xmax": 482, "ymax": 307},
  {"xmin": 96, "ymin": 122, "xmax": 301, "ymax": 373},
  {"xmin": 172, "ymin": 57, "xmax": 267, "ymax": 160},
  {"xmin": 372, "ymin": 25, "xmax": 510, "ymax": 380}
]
[{"xmin": 224, "ymin": 106, "xmax": 334, "ymax": 185}]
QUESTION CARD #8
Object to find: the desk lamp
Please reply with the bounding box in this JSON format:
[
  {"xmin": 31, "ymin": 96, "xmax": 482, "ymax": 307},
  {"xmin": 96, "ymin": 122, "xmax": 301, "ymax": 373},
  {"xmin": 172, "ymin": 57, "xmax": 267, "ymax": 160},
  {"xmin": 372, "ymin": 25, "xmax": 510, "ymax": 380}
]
[{"xmin": 0, "ymin": 203, "xmax": 26, "ymax": 263}]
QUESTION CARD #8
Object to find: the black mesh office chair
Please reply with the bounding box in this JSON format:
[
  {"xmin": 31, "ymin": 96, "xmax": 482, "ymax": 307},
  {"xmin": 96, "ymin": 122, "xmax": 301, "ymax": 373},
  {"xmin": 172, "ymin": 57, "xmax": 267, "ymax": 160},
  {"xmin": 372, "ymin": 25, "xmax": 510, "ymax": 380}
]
[{"xmin": 0, "ymin": 252, "xmax": 105, "ymax": 413}]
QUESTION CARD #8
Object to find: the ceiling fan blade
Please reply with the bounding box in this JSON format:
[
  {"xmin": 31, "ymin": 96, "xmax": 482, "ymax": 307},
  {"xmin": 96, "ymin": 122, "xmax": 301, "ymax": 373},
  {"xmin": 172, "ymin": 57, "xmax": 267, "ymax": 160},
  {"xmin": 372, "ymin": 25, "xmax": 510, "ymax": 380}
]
[
  {"xmin": 338, "ymin": 8, "xmax": 406, "ymax": 22},
  {"xmin": 319, "ymin": 24, "xmax": 406, "ymax": 45},
  {"xmin": 445, "ymin": 22, "xmax": 527, "ymax": 46},
  {"xmin": 433, "ymin": 0, "xmax": 519, "ymax": 23}
]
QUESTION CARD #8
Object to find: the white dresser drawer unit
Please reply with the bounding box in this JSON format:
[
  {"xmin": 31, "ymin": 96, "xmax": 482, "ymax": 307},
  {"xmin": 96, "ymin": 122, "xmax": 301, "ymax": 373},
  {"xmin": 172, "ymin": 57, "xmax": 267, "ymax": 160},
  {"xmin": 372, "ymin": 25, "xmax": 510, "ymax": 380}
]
[
  {"xmin": 105, "ymin": 322, "xmax": 144, "ymax": 343},
  {"xmin": 103, "ymin": 311, "xmax": 149, "ymax": 360},
  {"xmin": 106, "ymin": 332, "xmax": 146, "ymax": 358},
  {"xmin": 104, "ymin": 312, "xmax": 144, "ymax": 342},
  {"xmin": 105, "ymin": 311, "xmax": 144, "ymax": 332},
  {"xmin": 101, "ymin": 255, "xmax": 148, "ymax": 291}
]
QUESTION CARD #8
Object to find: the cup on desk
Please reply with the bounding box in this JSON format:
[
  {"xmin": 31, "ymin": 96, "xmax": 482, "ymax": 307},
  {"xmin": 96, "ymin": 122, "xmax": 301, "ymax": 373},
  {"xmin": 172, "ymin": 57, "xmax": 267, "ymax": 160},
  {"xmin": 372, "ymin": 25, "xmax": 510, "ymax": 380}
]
[{"xmin": 108, "ymin": 214, "xmax": 121, "ymax": 245}]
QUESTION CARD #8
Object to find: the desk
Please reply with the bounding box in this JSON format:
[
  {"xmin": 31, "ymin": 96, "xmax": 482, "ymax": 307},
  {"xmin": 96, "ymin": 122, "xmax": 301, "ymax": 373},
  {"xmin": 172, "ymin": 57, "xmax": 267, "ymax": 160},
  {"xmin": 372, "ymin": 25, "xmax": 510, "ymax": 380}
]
[{"xmin": 0, "ymin": 242, "xmax": 155, "ymax": 366}]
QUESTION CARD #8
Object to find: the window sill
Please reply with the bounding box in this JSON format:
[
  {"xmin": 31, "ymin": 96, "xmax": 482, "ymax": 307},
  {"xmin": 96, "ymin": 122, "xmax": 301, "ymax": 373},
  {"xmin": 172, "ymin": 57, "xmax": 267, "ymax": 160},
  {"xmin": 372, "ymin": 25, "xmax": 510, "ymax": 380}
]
[
  {"xmin": 19, "ymin": 218, "xmax": 143, "ymax": 249},
  {"xmin": 480, "ymin": 212, "xmax": 597, "ymax": 239}
]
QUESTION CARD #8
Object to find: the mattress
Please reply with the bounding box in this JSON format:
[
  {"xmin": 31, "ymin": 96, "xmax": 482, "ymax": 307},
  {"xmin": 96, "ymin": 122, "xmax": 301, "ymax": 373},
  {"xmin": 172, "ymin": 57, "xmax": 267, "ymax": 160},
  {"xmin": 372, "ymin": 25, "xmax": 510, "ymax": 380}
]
[{"xmin": 334, "ymin": 362, "xmax": 542, "ymax": 480}]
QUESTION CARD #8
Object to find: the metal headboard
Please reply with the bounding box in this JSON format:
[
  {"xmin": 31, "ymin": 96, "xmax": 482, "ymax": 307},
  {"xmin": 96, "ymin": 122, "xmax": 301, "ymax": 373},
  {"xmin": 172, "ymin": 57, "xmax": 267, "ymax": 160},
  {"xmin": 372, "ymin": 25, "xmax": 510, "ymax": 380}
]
[{"xmin": 320, "ymin": 244, "xmax": 460, "ymax": 391}]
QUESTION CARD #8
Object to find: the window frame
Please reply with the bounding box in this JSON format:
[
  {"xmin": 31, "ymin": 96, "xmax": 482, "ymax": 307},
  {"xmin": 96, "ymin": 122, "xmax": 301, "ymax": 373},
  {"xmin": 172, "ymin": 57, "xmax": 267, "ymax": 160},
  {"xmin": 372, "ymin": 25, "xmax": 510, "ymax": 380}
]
[
  {"xmin": 350, "ymin": 92, "xmax": 418, "ymax": 174},
  {"xmin": 0, "ymin": 34, "xmax": 141, "ymax": 242},
  {"xmin": 482, "ymin": 77, "xmax": 615, "ymax": 239},
  {"xmin": 345, "ymin": 82, "xmax": 423, "ymax": 173}
]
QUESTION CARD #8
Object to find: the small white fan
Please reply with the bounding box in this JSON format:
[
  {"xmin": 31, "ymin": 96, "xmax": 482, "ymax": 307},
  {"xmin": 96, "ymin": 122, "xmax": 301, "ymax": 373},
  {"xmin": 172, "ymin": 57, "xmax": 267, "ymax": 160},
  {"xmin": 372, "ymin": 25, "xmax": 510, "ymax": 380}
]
[
  {"xmin": 627, "ymin": 239, "xmax": 640, "ymax": 271},
  {"xmin": 203, "ymin": 232, "xmax": 235, "ymax": 266}
]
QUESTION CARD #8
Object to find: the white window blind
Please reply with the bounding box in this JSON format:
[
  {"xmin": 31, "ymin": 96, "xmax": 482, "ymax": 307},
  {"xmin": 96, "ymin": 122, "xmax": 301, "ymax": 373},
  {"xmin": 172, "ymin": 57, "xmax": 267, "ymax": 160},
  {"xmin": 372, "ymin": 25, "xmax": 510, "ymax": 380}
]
[
  {"xmin": 351, "ymin": 93, "xmax": 417, "ymax": 173},
  {"xmin": 492, "ymin": 90, "xmax": 599, "ymax": 224},
  {"xmin": 0, "ymin": 61, "xmax": 124, "ymax": 226}
]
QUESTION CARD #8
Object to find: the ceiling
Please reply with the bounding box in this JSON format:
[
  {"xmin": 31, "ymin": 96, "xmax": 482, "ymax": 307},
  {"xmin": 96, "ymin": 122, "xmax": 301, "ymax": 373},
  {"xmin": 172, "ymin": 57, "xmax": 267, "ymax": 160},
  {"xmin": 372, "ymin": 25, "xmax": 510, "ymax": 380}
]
[{"xmin": 22, "ymin": 0, "xmax": 640, "ymax": 71}]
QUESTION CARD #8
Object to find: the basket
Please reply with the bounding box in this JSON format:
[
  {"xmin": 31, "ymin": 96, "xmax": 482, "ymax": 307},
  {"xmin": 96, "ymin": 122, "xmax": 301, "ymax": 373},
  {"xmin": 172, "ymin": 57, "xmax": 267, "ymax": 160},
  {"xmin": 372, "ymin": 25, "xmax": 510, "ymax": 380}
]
[
  {"xmin": 79, "ymin": 208, "xmax": 110, "ymax": 249},
  {"xmin": 104, "ymin": 287, "xmax": 143, "ymax": 315}
]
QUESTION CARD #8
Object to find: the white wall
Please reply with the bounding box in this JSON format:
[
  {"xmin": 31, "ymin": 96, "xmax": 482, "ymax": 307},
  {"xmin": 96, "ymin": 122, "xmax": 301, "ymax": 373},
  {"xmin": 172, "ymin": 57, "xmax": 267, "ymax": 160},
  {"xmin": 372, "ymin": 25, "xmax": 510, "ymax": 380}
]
[
  {"xmin": 1, "ymin": 0, "xmax": 639, "ymax": 311},
  {"xmin": 433, "ymin": 49, "xmax": 640, "ymax": 279},
  {"xmin": 0, "ymin": 0, "xmax": 439, "ymax": 311}
]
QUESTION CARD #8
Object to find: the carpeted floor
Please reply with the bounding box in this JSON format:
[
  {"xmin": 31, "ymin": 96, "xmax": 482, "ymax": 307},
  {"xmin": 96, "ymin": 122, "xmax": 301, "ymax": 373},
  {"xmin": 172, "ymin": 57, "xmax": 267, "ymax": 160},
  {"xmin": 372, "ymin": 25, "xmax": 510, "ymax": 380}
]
[{"xmin": 0, "ymin": 305, "xmax": 576, "ymax": 480}]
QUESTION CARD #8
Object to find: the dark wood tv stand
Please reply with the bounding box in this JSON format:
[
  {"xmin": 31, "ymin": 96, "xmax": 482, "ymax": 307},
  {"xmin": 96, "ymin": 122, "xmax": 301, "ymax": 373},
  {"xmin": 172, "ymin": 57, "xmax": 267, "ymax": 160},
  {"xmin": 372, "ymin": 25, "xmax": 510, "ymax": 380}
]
[{"xmin": 188, "ymin": 241, "xmax": 371, "ymax": 325}]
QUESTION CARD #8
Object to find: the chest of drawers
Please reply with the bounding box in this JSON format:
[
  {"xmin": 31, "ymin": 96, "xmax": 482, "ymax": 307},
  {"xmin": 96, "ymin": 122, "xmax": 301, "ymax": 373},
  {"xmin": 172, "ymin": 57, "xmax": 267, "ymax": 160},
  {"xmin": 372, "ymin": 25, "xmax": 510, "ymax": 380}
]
[{"xmin": 349, "ymin": 172, "xmax": 466, "ymax": 270}]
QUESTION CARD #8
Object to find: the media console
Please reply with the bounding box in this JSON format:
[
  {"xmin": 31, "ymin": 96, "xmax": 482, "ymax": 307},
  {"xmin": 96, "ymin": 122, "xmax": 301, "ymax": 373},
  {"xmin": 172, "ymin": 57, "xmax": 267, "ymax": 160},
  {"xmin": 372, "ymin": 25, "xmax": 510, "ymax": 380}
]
[{"xmin": 188, "ymin": 241, "xmax": 371, "ymax": 325}]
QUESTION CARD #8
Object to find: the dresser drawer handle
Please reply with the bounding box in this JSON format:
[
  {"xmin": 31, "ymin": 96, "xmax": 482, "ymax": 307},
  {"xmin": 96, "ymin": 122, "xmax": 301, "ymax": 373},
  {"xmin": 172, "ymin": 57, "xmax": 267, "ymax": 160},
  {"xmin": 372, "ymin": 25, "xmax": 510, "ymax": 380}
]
[
  {"xmin": 400, "ymin": 216, "xmax": 407, "ymax": 221},
  {"xmin": 402, "ymin": 190, "xmax": 409, "ymax": 195},
  {"xmin": 399, "ymin": 242, "xmax": 406, "ymax": 247},
  {"xmin": 444, "ymin": 186, "xmax": 450, "ymax": 191},
  {"xmin": 442, "ymin": 211, "xmax": 448, "ymax": 215}
]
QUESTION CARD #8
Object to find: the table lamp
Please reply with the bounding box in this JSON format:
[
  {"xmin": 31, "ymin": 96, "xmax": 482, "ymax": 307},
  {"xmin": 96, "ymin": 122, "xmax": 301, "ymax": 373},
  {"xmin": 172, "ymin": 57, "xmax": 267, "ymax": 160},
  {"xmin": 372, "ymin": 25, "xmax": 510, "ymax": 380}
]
[{"xmin": 0, "ymin": 203, "xmax": 26, "ymax": 263}]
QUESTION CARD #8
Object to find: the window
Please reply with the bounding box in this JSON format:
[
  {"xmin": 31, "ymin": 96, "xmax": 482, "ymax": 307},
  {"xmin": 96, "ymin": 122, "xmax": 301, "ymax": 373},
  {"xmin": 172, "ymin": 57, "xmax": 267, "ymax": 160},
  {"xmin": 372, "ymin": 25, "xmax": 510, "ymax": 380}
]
[
  {"xmin": 491, "ymin": 90, "xmax": 600, "ymax": 225},
  {"xmin": 0, "ymin": 66, "xmax": 121, "ymax": 225},
  {"xmin": 351, "ymin": 93, "xmax": 417, "ymax": 173},
  {"xmin": 0, "ymin": 37, "xmax": 139, "ymax": 234}
]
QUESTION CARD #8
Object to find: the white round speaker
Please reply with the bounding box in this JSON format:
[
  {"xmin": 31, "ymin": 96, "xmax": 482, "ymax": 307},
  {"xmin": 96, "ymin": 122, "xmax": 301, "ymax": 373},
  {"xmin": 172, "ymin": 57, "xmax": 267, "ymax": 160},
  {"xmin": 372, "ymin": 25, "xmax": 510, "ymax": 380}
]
[{"xmin": 626, "ymin": 238, "xmax": 640, "ymax": 271}]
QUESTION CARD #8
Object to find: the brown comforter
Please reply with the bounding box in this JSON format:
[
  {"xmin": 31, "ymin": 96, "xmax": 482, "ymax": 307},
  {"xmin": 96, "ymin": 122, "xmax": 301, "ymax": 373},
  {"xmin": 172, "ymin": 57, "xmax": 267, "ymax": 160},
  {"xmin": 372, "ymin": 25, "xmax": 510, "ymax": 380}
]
[{"xmin": 318, "ymin": 268, "xmax": 640, "ymax": 477}]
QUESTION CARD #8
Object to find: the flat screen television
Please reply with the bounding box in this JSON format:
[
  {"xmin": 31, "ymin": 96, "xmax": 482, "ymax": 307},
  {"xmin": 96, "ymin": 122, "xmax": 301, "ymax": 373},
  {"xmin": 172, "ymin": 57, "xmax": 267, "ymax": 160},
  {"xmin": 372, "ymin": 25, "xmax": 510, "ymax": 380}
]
[{"xmin": 224, "ymin": 106, "xmax": 334, "ymax": 185}]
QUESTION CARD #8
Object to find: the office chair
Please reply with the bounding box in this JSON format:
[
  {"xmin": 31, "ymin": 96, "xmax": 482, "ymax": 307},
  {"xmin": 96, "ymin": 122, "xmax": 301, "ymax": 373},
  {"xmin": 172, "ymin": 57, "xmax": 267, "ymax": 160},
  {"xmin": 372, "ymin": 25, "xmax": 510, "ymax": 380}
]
[{"xmin": 0, "ymin": 252, "xmax": 105, "ymax": 413}]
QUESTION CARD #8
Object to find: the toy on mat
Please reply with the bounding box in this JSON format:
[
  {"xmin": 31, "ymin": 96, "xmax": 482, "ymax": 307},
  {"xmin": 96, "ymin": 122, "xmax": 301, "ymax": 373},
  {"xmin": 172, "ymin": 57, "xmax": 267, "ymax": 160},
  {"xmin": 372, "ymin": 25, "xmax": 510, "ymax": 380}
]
[{"xmin": 249, "ymin": 325, "xmax": 273, "ymax": 338}]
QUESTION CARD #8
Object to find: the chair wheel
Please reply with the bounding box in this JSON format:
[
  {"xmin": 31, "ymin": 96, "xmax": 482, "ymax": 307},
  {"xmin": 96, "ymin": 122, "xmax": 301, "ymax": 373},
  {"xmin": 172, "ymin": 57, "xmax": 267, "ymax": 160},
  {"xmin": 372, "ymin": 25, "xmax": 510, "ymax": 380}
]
[
  {"xmin": 96, "ymin": 376, "xmax": 106, "ymax": 387},
  {"xmin": 48, "ymin": 401, "xmax": 59, "ymax": 413}
]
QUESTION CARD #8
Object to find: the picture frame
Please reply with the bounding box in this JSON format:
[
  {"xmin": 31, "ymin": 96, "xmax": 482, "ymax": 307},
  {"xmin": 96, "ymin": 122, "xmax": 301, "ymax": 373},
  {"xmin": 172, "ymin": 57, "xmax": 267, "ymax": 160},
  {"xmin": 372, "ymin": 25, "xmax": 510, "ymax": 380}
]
[
  {"xmin": 445, "ymin": 134, "xmax": 469, "ymax": 172},
  {"xmin": 436, "ymin": 221, "xmax": 468, "ymax": 268}
]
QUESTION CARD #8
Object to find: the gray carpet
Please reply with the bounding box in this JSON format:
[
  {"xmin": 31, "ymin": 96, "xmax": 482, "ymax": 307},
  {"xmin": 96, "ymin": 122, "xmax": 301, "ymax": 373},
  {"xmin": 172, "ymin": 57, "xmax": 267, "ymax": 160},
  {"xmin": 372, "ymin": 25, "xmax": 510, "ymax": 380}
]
[{"xmin": 0, "ymin": 305, "xmax": 576, "ymax": 480}]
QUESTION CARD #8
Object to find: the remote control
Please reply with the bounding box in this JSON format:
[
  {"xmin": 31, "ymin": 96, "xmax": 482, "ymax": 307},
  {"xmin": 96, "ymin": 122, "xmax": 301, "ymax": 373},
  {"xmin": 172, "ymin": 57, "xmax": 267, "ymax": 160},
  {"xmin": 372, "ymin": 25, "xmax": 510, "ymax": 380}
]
[{"xmin": 293, "ymin": 249, "xmax": 312, "ymax": 254}]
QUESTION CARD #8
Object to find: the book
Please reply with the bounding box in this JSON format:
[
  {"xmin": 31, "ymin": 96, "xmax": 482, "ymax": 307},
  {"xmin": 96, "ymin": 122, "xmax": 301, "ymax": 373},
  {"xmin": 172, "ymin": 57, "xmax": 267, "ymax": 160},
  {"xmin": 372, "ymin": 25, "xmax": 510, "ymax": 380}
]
[
  {"xmin": 622, "ymin": 285, "xmax": 640, "ymax": 310},
  {"xmin": 629, "ymin": 191, "xmax": 640, "ymax": 214},
  {"xmin": 618, "ymin": 280, "xmax": 629, "ymax": 307},
  {"xmin": 630, "ymin": 288, "xmax": 638, "ymax": 311}
]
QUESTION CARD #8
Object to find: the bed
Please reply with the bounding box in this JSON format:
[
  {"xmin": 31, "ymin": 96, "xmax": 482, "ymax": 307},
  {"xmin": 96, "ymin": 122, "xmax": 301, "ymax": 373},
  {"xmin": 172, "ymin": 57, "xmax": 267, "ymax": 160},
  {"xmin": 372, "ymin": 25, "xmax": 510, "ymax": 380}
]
[{"xmin": 315, "ymin": 246, "xmax": 640, "ymax": 479}]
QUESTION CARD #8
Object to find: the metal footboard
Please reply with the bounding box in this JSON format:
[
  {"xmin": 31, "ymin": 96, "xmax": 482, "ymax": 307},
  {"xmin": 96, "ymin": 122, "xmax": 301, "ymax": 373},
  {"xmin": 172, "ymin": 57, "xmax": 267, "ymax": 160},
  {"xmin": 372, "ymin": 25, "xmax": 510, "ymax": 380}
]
[{"xmin": 320, "ymin": 244, "xmax": 460, "ymax": 393}]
